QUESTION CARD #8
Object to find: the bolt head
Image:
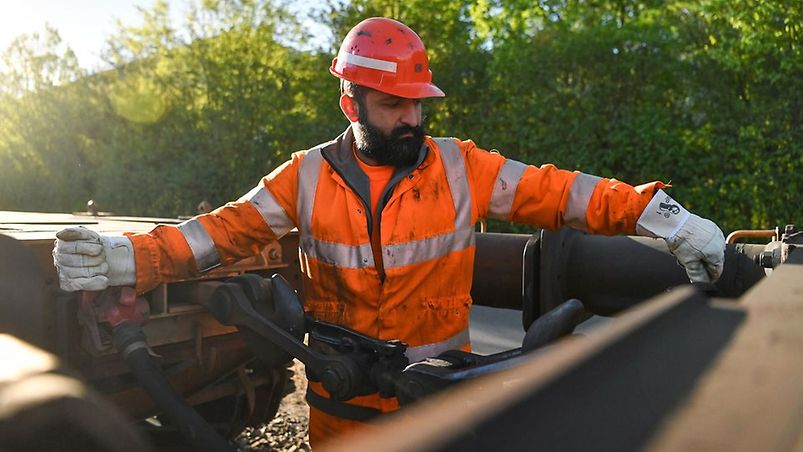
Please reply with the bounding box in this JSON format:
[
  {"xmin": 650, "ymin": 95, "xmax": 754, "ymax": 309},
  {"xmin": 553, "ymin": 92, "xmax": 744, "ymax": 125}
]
[
  {"xmin": 761, "ymin": 249, "xmax": 778, "ymax": 268},
  {"xmin": 322, "ymin": 368, "xmax": 343, "ymax": 396}
]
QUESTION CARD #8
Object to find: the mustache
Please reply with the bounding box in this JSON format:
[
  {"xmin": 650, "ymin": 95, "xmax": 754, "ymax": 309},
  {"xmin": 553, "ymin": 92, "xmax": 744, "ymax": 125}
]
[{"xmin": 390, "ymin": 125, "xmax": 424, "ymax": 140}]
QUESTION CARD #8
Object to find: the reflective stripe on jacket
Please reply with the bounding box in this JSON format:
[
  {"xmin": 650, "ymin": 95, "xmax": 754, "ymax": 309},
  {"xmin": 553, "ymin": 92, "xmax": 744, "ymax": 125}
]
[{"xmin": 126, "ymin": 126, "xmax": 664, "ymax": 423}]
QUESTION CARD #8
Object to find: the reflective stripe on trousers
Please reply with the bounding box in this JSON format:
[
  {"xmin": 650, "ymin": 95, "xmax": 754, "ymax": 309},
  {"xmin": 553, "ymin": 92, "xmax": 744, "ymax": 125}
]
[{"xmin": 404, "ymin": 327, "xmax": 470, "ymax": 363}]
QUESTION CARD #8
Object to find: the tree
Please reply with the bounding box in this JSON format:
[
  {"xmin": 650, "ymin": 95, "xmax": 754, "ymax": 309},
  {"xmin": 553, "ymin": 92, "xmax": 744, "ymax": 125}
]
[
  {"xmin": 0, "ymin": 27, "xmax": 98, "ymax": 211},
  {"xmin": 0, "ymin": 0, "xmax": 798, "ymax": 231}
]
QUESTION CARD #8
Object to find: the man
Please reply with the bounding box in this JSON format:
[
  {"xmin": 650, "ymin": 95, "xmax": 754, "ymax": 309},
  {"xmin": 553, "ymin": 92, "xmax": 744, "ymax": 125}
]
[{"xmin": 54, "ymin": 17, "xmax": 725, "ymax": 447}]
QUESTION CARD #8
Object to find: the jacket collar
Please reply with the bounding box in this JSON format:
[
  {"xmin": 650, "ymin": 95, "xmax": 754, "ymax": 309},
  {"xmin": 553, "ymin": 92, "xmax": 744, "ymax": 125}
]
[
  {"xmin": 320, "ymin": 125, "xmax": 431, "ymax": 235},
  {"xmin": 322, "ymin": 126, "xmax": 371, "ymax": 210},
  {"xmin": 324, "ymin": 126, "xmax": 431, "ymax": 172},
  {"xmin": 321, "ymin": 126, "xmax": 431, "ymax": 193}
]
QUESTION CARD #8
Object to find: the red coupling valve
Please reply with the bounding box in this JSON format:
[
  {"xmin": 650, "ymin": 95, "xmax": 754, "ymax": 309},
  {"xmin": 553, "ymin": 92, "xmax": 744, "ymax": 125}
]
[{"xmin": 81, "ymin": 286, "xmax": 150, "ymax": 327}]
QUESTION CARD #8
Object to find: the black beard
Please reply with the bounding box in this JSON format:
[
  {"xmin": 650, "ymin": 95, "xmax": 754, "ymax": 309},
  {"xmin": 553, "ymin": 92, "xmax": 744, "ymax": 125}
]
[{"xmin": 355, "ymin": 114, "xmax": 425, "ymax": 168}]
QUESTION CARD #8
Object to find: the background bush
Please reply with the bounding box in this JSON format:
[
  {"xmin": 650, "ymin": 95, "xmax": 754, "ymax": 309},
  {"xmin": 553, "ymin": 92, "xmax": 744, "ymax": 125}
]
[{"xmin": 0, "ymin": 0, "xmax": 799, "ymax": 233}]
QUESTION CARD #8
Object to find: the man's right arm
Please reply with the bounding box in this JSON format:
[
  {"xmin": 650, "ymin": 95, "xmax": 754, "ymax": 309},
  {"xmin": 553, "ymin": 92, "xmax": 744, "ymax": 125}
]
[
  {"xmin": 54, "ymin": 152, "xmax": 304, "ymax": 294},
  {"xmin": 459, "ymin": 139, "xmax": 724, "ymax": 283}
]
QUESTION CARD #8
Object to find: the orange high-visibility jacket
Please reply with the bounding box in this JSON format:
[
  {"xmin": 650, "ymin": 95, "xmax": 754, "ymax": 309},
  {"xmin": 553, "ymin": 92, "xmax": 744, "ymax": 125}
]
[{"xmin": 127, "ymin": 127, "xmax": 664, "ymax": 443}]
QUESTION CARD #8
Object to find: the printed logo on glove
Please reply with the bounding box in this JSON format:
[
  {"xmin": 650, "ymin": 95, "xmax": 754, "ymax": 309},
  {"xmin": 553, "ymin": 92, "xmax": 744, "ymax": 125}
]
[
  {"xmin": 657, "ymin": 198, "xmax": 681, "ymax": 217},
  {"xmin": 636, "ymin": 190, "xmax": 726, "ymax": 284}
]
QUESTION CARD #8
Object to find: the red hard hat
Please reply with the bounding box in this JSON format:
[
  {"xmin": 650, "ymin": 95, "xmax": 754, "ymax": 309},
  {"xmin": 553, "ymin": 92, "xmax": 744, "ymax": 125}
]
[{"xmin": 330, "ymin": 17, "xmax": 445, "ymax": 99}]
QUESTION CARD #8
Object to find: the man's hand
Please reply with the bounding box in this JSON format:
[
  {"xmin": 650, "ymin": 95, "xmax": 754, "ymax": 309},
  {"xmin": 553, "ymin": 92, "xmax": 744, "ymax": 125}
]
[
  {"xmin": 636, "ymin": 190, "xmax": 725, "ymax": 284},
  {"xmin": 53, "ymin": 227, "xmax": 136, "ymax": 292}
]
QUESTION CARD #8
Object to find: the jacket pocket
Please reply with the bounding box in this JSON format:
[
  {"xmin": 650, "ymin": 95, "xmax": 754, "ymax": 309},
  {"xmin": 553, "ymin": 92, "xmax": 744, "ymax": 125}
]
[
  {"xmin": 395, "ymin": 295, "xmax": 471, "ymax": 347},
  {"xmin": 305, "ymin": 299, "xmax": 348, "ymax": 324}
]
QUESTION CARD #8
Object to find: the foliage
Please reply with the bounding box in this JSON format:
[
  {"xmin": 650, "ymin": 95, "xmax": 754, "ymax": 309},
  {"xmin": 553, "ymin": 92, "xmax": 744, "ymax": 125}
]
[
  {"xmin": 0, "ymin": 0, "xmax": 799, "ymax": 232},
  {"xmin": 0, "ymin": 27, "xmax": 96, "ymax": 211}
]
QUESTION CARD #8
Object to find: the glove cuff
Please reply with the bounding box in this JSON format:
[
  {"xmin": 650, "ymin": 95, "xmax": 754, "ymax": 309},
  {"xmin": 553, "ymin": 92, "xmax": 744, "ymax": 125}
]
[
  {"xmin": 106, "ymin": 236, "xmax": 133, "ymax": 249},
  {"xmin": 104, "ymin": 236, "xmax": 137, "ymax": 287},
  {"xmin": 635, "ymin": 189, "xmax": 691, "ymax": 239}
]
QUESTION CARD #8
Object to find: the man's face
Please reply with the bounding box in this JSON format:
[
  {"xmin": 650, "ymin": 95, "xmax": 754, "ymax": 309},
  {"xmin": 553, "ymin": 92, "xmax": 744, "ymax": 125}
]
[{"xmin": 352, "ymin": 89, "xmax": 425, "ymax": 168}]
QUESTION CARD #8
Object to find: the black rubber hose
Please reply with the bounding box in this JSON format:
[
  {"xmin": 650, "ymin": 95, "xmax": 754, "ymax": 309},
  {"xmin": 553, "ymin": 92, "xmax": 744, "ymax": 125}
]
[
  {"xmin": 522, "ymin": 298, "xmax": 586, "ymax": 352},
  {"xmin": 112, "ymin": 322, "xmax": 233, "ymax": 452}
]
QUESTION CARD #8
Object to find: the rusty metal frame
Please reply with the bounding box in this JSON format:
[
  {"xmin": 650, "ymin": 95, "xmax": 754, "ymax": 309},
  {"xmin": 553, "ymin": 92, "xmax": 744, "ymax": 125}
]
[{"xmin": 1, "ymin": 211, "xmax": 305, "ymax": 424}]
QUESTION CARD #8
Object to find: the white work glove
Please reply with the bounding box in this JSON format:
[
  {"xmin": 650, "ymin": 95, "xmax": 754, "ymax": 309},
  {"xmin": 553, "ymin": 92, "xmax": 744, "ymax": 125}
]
[
  {"xmin": 636, "ymin": 190, "xmax": 725, "ymax": 284},
  {"xmin": 53, "ymin": 226, "xmax": 136, "ymax": 292}
]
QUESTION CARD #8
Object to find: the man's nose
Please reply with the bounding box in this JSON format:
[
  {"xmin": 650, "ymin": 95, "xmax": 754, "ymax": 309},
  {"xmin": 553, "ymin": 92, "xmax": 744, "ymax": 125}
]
[{"xmin": 399, "ymin": 101, "xmax": 420, "ymax": 127}]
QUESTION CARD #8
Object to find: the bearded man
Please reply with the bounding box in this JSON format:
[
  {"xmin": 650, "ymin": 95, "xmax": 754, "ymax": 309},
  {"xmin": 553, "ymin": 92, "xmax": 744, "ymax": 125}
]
[{"xmin": 53, "ymin": 17, "xmax": 725, "ymax": 447}]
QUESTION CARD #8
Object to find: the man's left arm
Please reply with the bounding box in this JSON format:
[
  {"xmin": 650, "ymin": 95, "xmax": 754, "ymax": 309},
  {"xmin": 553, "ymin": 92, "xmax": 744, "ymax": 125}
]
[{"xmin": 460, "ymin": 140, "xmax": 725, "ymax": 283}]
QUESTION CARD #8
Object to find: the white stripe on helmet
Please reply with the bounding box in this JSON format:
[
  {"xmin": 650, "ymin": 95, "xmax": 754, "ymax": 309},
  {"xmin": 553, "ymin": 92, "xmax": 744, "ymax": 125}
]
[{"xmin": 339, "ymin": 51, "xmax": 398, "ymax": 73}]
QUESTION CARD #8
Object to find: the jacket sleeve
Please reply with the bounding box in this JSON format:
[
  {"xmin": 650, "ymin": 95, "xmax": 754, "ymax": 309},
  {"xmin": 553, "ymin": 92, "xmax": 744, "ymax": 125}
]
[
  {"xmin": 126, "ymin": 152, "xmax": 304, "ymax": 294},
  {"xmin": 460, "ymin": 139, "xmax": 667, "ymax": 235}
]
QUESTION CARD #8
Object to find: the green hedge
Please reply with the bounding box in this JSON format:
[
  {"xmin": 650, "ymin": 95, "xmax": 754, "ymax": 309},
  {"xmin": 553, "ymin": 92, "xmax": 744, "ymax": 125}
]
[{"xmin": 1, "ymin": 0, "xmax": 799, "ymax": 233}]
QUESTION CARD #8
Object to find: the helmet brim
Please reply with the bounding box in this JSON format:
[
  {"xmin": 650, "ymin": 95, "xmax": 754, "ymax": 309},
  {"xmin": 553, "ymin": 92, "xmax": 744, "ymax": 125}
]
[
  {"xmin": 383, "ymin": 82, "xmax": 446, "ymax": 99},
  {"xmin": 331, "ymin": 68, "xmax": 446, "ymax": 99}
]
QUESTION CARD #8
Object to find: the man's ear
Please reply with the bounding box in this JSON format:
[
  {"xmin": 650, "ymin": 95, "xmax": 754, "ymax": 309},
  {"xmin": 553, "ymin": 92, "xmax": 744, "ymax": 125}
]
[{"xmin": 339, "ymin": 94, "xmax": 360, "ymax": 122}]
